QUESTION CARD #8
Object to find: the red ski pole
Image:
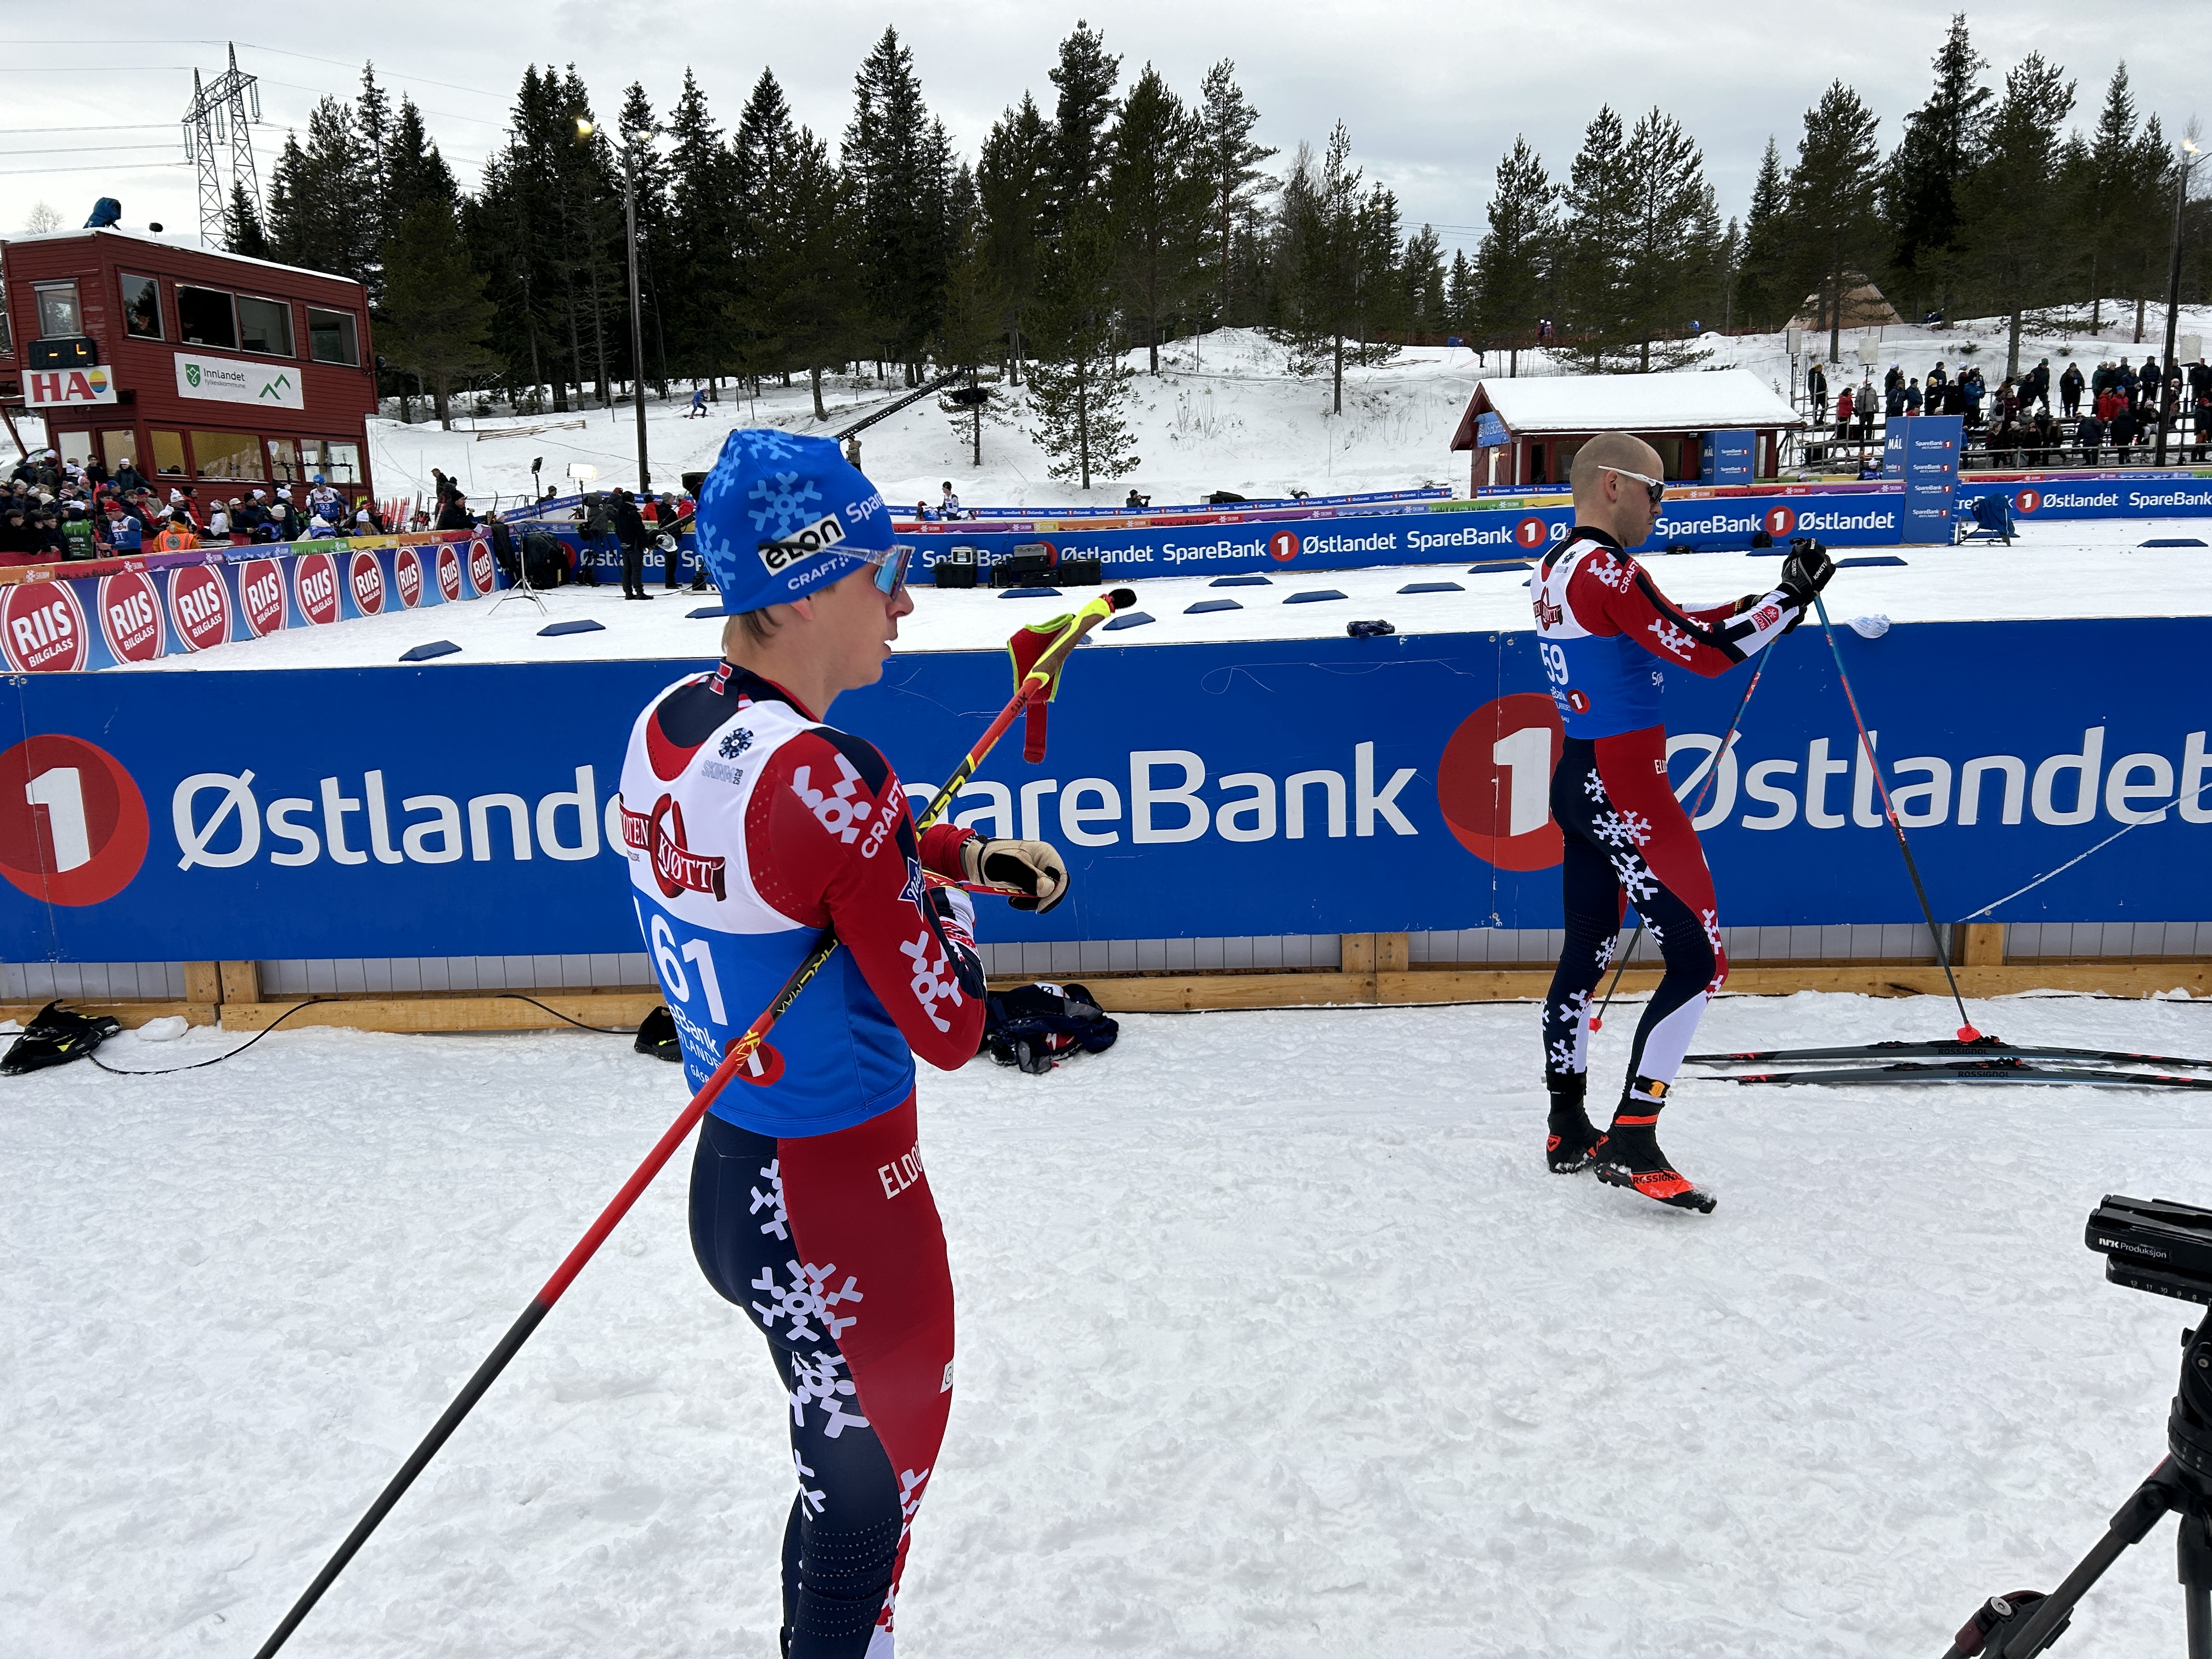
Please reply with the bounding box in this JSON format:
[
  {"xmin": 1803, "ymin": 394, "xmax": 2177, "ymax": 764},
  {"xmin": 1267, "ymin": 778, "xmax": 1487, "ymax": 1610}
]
[{"xmin": 250, "ymin": 587, "xmax": 1135, "ymax": 1659}]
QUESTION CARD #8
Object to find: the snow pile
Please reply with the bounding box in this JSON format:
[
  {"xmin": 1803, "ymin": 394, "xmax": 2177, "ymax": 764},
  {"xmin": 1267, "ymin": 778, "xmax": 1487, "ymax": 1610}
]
[{"xmin": 4, "ymin": 990, "xmax": 2208, "ymax": 1656}]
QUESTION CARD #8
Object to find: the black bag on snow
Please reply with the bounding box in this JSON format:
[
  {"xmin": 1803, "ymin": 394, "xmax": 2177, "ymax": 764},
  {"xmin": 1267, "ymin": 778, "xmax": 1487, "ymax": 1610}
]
[
  {"xmin": 2, "ymin": 1000, "xmax": 122, "ymax": 1076},
  {"xmin": 635, "ymin": 1006, "xmax": 681, "ymax": 1062},
  {"xmin": 981, "ymin": 982, "xmax": 1118, "ymax": 1075}
]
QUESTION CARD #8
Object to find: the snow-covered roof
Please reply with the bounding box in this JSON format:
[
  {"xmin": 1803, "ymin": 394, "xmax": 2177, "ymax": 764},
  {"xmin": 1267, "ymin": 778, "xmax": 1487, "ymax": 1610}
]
[
  {"xmin": 1451, "ymin": 367, "xmax": 1803, "ymax": 448},
  {"xmin": 0, "ymin": 227, "xmax": 365, "ymax": 289}
]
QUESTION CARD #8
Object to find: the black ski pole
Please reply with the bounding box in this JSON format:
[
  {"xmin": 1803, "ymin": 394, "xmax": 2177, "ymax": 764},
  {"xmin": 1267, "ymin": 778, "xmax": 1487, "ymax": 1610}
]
[
  {"xmin": 1812, "ymin": 593, "xmax": 1984, "ymax": 1041},
  {"xmin": 1592, "ymin": 653, "xmax": 1767, "ymax": 1033}
]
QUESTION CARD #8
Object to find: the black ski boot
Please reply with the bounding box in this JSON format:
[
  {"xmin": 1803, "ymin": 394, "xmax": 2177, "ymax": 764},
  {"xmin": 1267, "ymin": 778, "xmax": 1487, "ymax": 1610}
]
[
  {"xmin": 1545, "ymin": 1071, "xmax": 1606, "ymax": 1173},
  {"xmin": 1593, "ymin": 1083, "xmax": 1716, "ymax": 1212}
]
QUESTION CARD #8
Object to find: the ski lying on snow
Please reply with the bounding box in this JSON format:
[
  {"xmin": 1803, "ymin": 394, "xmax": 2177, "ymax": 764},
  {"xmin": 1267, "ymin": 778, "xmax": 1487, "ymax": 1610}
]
[
  {"xmin": 1716, "ymin": 1059, "xmax": 2212, "ymax": 1090},
  {"xmin": 1687, "ymin": 1039, "xmax": 2212, "ymax": 1071}
]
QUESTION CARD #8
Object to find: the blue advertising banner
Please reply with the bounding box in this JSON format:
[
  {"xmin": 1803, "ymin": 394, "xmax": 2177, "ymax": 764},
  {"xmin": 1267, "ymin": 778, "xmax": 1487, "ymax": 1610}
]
[
  {"xmin": 4, "ymin": 618, "xmax": 2207, "ymax": 962},
  {"xmin": 1699, "ymin": 430, "xmax": 1754, "ymax": 485},
  {"xmin": 1958, "ymin": 473, "xmax": 2212, "ymax": 520},
  {"xmin": 1891, "ymin": 415, "xmax": 1964, "ymax": 542}
]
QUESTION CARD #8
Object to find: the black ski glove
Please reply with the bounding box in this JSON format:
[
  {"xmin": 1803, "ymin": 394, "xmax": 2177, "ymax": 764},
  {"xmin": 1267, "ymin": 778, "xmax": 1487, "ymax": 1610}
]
[
  {"xmin": 1776, "ymin": 540, "xmax": 1836, "ymax": 630},
  {"xmin": 961, "ymin": 836, "xmax": 1070, "ymax": 913}
]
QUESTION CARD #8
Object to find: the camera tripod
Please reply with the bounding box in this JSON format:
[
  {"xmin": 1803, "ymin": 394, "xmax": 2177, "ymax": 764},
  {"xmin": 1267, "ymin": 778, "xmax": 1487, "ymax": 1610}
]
[{"xmin": 1944, "ymin": 1304, "xmax": 2212, "ymax": 1658}]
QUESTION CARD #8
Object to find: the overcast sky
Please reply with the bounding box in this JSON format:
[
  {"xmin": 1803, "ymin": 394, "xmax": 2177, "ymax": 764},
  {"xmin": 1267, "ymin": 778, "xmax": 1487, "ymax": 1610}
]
[{"xmin": 0, "ymin": 5, "xmax": 2197, "ymax": 261}]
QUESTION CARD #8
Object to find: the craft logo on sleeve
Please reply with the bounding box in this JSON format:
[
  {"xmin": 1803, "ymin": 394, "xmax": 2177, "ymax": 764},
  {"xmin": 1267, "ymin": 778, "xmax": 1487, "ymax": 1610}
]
[
  {"xmin": 1436, "ymin": 692, "xmax": 1567, "ymax": 872},
  {"xmin": 97, "ymin": 569, "xmax": 164, "ymax": 662},
  {"xmin": 240, "ymin": 557, "xmax": 286, "ymax": 635},
  {"xmin": 167, "ymin": 563, "xmax": 232, "ymax": 652},
  {"xmin": 295, "ymin": 551, "xmax": 340, "ymax": 625},
  {"xmin": 349, "ymin": 549, "xmax": 386, "ymax": 614},
  {"xmin": 0, "ymin": 734, "xmax": 150, "ymax": 905},
  {"xmin": 468, "ymin": 536, "xmax": 496, "ymax": 595},
  {"xmin": 437, "ymin": 541, "xmax": 464, "ymax": 601},
  {"xmin": 1, "ymin": 578, "xmax": 88, "ymax": 673},
  {"xmin": 394, "ymin": 546, "xmax": 424, "ymax": 608}
]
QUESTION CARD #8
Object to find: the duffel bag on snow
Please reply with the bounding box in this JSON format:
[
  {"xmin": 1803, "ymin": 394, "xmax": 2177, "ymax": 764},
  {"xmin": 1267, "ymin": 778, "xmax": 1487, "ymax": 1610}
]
[{"xmin": 982, "ymin": 981, "xmax": 1117, "ymax": 1075}]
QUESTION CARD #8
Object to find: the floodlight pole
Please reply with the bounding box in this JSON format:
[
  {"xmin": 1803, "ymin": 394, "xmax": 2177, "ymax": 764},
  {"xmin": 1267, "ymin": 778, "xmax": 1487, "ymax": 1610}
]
[
  {"xmin": 621, "ymin": 145, "xmax": 650, "ymax": 498},
  {"xmin": 2155, "ymin": 137, "xmax": 2200, "ymax": 469}
]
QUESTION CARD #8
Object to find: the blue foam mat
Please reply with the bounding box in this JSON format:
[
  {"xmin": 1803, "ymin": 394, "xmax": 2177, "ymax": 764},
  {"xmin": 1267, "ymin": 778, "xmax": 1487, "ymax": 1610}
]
[
  {"xmin": 538, "ymin": 618, "xmax": 608, "ymax": 636},
  {"xmin": 1835, "ymin": 555, "xmax": 1908, "ymax": 568},
  {"xmin": 1210, "ymin": 575, "xmax": 1273, "ymax": 587},
  {"xmin": 1102, "ymin": 611, "xmax": 1155, "ymax": 630},
  {"xmin": 1285, "ymin": 589, "xmax": 1347, "ymax": 603},
  {"xmin": 1183, "ymin": 599, "xmax": 1242, "ymax": 614},
  {"xmin": 999, "ymin": 586, "xmax": 1063, "ymax": 598},
  {"xmin": 1398, "ymin": 581, "xmax": 1465, "ymax": 594},
  {"xmin": 399, "ymin": 640, "xmax": 461, "ymax": 662}
]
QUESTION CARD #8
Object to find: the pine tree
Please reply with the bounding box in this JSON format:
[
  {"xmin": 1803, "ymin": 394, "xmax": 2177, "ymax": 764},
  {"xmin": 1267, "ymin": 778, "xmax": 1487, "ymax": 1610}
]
[
  {"xmin": 223, "ymin": 182, "xmax": 270, "ymax": 260},
  {"xmin": 978, "ymin": 94, "xmax": 1054, "ymax": 383},
  {"xmin": 1105, "ymin": 64, "xmax": 1207, "ymax": 372},
  {"xmin": 938, "ymin": 200, "xmax": 1014, "ymax": 464},
  {"xmin": 1352, "ymin": 181, "xmax": 1406, "ymax": 362},
  {"xmin": 1445, "ymin": 248, "xmax": 1477, "ymax": 338},
  {"xmin": 1615, "ymin": 108, "xmax": 1712, "ymax": 370},
  {"xmin": 356, "ymin": 64, "xmax": 393, "ymax": 247},
  {"xmin": 264, "ymin": 97, "xmax": 371, "ymax": 281},
  {"xmin": 1282, "ymin": 122, "xmax": 1369, "ymax": 411},
  {"xmin": 1401, "ymin": 224, "xmax": 1446, "ymax": 334},
  {"xmin": 1027, "ymin": 205, "xmax": 1138, "ymax": 488},
  {"xmin": 1555, "ymin": 106, "xmax": 1634, "ymax": 369},
  {"xmin": 1882, "ymin": 14, "xmax": 1991, "ymax": 323},
  {"xmin": 380, "ymin": 198, "xmax": 504, "ymax": 428},
  {"xmin": 1955, "ymin": 52, "xmax": 2075, "ymax": 376},
  {"xmin": 663, "ymin": 69, "xmax": 731, "ymax": 391},
  {"xmin": 1784, "ymin": 81, "xmax": 1883, "ymax": 363},
  {"xmin": 617, "ymin": 81, "xmax": 674, "ymax": 394},
  {"xmin": 773, "ymin": 127, "xmax": 865, "ymax": 420},
  {"xmin": 1047, "ymin": 21, "xmax": 1120, "ymax": 229},
  {"xmin": 845, "ymin": 28, "xmax": 953, "ymax": 380},
  {"xmin": 1734, "ymin": 138, "xmax": 1789, "ymax": 330},
  {"xmin": 1194, "ymin": 60, "xmax": 1277, "ymax": 327},
  {"xmin": 1474, "ymin": 136, "xmax": 1555, "ymax": 373}
]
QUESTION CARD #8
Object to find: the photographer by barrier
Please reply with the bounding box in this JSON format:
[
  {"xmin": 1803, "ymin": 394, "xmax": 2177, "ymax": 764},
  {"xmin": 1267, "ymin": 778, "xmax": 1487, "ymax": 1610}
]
[{"xmin": 7, "ymin": 616, "xmax": 2210, "ymax": 967}]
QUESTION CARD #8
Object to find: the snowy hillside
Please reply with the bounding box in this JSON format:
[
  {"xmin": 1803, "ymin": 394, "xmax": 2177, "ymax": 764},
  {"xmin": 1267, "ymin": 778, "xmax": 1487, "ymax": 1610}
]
[{"xmin": 345, "ymin": 310, "xmax": 2212, "ymax": 520}]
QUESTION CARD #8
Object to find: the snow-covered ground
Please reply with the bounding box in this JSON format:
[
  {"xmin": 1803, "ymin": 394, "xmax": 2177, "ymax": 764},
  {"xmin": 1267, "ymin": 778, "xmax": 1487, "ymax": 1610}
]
[
  {"xmin": 6, "ymin": 990, "xmax": 2211, "ymax": 1657},
  {"xmin": 109, "ymin": 514, "xmax": 2212, "ymax": 674},
  {"xmin": 324, "ymin": 312, "xmax": 2212, "ymax": 522}
]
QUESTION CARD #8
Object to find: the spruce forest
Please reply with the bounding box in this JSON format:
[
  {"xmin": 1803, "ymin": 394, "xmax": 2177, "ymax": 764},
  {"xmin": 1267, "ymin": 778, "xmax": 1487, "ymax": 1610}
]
[{"xmin": 233, "ymin": 16, "xmax": 2212, "ymax": 486}]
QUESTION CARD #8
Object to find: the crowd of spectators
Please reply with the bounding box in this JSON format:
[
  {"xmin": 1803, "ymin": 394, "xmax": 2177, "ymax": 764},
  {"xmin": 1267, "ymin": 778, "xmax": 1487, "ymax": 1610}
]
[
  {"xmin": 1804, "ymin": 351, "xmax": 2212, "ymax": 469},
  {"xmin": 0, "ymin": 447, "xmax": 388, "ymax": 566}
]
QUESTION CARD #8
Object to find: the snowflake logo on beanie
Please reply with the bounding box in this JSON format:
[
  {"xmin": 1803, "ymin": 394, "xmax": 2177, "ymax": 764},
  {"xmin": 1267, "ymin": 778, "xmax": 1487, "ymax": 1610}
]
[
  {"xmin": 748, "ymin": 472, "xmax": 823, "ymax": 539},
  {"xmin": 734, "ymin": 428, "xmax": 808, "ymax": 464}
]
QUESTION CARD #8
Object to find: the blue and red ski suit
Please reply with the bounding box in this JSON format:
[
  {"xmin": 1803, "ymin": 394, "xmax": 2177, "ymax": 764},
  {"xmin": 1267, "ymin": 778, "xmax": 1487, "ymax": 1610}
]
[
  {"xmin": 1532, "ymin": 527, "xmax": 1798, "ymax": 1114},
  {"xmin": 620, "ymin": 663, "xmax": 986, "ymax": 1659}
]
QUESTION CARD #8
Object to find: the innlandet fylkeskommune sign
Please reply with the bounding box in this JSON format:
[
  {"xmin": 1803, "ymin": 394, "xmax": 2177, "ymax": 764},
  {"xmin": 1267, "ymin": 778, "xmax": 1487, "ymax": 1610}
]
[{"xmin": 174, "ymin": 352, "xmax": 305, "ymax": 410}]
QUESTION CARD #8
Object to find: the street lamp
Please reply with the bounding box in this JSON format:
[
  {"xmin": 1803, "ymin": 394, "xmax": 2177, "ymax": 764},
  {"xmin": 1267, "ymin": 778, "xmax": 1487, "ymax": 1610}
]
[{"xmin": 2154, "ymin": 134, "xmax": 2200, "ymax": 468}]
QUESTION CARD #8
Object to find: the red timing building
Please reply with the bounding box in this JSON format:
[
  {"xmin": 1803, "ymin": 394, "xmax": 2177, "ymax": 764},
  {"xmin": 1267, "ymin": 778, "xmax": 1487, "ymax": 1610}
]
[{"xmin": 0, "ymin": 227, "xmax": 377, "ymax": 506}]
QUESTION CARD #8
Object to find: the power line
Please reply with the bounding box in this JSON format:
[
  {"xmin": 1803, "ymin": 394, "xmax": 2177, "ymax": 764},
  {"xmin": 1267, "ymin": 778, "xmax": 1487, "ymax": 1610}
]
[
  {"xmin": 0, "ymin": 40, "xmax": 508, "ymax": 100},
  {"xmin": 0, "ymin": 123, "xmax": 181, "ymax": 134},
  {"xmin": 0, "ymin": 144, "xmax": 190, "ymax": 157}
]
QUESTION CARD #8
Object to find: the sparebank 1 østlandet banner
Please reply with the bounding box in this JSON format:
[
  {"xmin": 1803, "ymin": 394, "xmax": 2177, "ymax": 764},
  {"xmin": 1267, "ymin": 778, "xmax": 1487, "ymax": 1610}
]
[{"xmin": 3, "ymin": 619, "xmax": 2207, "ymax": 962}]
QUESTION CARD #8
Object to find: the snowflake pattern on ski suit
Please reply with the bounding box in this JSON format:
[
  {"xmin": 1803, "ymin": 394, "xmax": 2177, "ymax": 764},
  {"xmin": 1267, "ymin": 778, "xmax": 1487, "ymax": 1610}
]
[
  {"xmin": 752, "ymin": 1258, "xmax": 865, "ymax": 1342},
  {"xmin": 751, "ymin": 1158, "xmax": 790, "ymax": 1240},
  {"xmin": 789, "ymin": 1348, "xmax": 873, "ymax": 1438}
]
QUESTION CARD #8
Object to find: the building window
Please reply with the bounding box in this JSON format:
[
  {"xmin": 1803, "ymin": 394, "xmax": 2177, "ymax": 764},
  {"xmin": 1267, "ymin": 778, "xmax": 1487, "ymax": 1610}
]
[
  {"xmin": 299, "ymin": 438, "xmax": 364, "ymax": 484},
  {"xmin": 150, "ymin": 430, "xmax": 188, "ymax": 476},
  {"xmin": 267, "ymin": 437, "xmax": 301, "ymax": 483},
  {"xmin": 54, "ymin": 430, "xmax": 93, "ymax": 469},
  {"xmin": 0, "ymin": 307, "xmax": 12, "ymax": 357},
  {"xmin": 190, "ymin": 430, "xmax": 263, "ymax": 480},
  {"xmin": 120, "ymin": 273, "xmax": 163, "ymax": 340},
  {"xmin": 33, "ymin": 281, "xmax": 81, "ymax": 338},
  {"xmin": 236, "ymin": 295, "xmax": 294, "ymax": 357},
  {"xmin": 177, "ymin": 286, "xmax": 238, "ymax": 350},
  {"xmin": 99, "ymin": 430, "xmax": 139, "ymax": 473},
  {"xmin": 307, "ymin": 307, "xmax": 360, "ymax": 366}
]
